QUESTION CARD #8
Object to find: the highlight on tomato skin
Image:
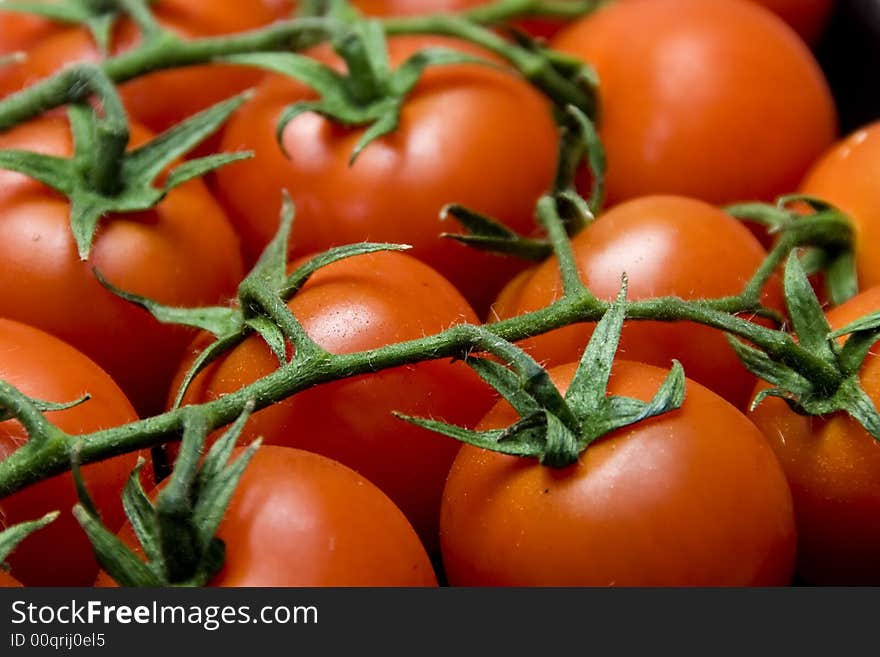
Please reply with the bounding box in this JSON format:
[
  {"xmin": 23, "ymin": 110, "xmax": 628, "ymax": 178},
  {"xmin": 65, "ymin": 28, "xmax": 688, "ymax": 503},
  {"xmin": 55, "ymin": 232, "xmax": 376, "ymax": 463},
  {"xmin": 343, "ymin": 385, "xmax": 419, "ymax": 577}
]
[
  {"xmin": 800, "ymin": 120, "xmax": 880, "ymax": 292},
  {"xmin": 173, "ymin": 251, "xmax": 497, "ymax": 555},
  {"xmin": 551, "ymin": 0, "xmax": 837, "ymax": 207},
  {"xmin": 490, "ymin": 195, "xmax": 784, "ymax": 410},
  {"xmin": 0, "ymin": 318, "xmax": 142, "ymax": 587},
  {"xmin": 440, "ymin": 360, "xmax": 798, "ymax": 587},
  {"xmin": 96, "ymin": 446, "xmax": 439, "ymax": 588},
  {"xmin": 749, "ymin": 287, "xmax": 880, "ymax": 586}
]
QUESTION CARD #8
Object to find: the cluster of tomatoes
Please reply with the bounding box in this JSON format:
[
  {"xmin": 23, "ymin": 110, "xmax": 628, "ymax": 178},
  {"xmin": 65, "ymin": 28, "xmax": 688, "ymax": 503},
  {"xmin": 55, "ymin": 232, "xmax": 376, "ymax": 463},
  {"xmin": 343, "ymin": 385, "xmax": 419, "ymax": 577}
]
[{"xmin": 1, "ymin": 0, "xmax": 879, "ymax": 589}]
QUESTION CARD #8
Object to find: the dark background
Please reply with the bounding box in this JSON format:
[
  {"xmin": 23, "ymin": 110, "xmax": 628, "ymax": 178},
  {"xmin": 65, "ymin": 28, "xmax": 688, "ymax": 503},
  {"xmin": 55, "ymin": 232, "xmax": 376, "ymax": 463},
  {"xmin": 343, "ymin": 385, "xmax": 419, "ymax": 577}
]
[{"xmin": 817, "ymin": 0, "xmax": 880, "ymax": 133}]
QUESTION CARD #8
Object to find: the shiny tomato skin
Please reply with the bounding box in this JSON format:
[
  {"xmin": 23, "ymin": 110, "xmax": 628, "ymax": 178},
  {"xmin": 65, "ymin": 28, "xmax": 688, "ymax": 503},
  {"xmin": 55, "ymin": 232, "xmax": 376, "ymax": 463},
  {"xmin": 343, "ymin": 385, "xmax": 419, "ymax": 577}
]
[
  {"xmin": 213, "ymin": 35, "xmax": 558, "ymax": 313},
  {"xmin": 800, "ymin": 122, "xmax": 880, "ymax": 292},
  {"xmin": 0, "ymin": 319, "xmax": 140, "ymax": 587},
  {"xmin": 0, "ymin": 0, "xmax": 292, "ymax": 134},
  {"xmin": 491, "ymin": 195, "xmax": 783, "ymax": 409},
  {"xmin": 750, "ymin": 287, "xmax": 880, "ymax": 585},
  {"xmin": 0, "ymin": 12, "xmax": 60, "ymax": 54},
  {"xmin": 176, "ymin": 251, "xmax": 495, "ymax": 552},
  {"xmin": 0, "ymin": 116, "xmax": 243, "ymax": 416},
  {"xmin": 551, "ymin": 0, "xmax": 837, "ymax": 207},
  {"xmin": 97, "ymin": 446, "xmax": 437, "ymax": 587},
  {"xmin": 441, "ymin": 360, "xmax": 797, "ymax": 586}
]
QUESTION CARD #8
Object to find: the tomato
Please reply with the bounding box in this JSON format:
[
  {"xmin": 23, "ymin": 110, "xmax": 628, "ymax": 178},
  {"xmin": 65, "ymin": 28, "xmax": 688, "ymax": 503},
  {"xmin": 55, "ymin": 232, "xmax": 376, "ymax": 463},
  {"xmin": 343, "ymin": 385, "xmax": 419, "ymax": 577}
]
[
  {"xmin": 97, "ymin": 446, "xmax": 437, "ymax": 587},
  {"xmin": 354, "ymin": 0, "xmax": 484, "ymax": 15},
  {"xmin": 749, "ymin": 287, "xmax": 880, "ymax": 585},
  {"xmin": 175, "ymin": 251, "xmax": 495, "ymax": 552},
  {"xmin": 0, "ymin": 319, "xmax": 140, "ymax": 587},
  {"xmin": 491, "ymin": 195, "xmax": 783, "ymax": 409},
  {"xmin": 0, "ymin": 115, "xmax": 243, "ymax": 416},
  {"xmin": 0, "ymin": 0, "xmax": 292, "ymax": 135},
  {"xmin": 551, "ymin": 0, "xmax": 837, "ymax": 207},
  {"xmin": 213, "ymin": 35, "xmax": 558, "ymax": 313},
  {"xmin": 800, "ymin": 121, "xmax": 880, "ymax": 292},
  {"xmin": 0, "ymin": 11, "xmax": 60, "ymax": 54},
  {"xmin": 441, "ymin": 360, "xmax": 797, "ymax": 586}
]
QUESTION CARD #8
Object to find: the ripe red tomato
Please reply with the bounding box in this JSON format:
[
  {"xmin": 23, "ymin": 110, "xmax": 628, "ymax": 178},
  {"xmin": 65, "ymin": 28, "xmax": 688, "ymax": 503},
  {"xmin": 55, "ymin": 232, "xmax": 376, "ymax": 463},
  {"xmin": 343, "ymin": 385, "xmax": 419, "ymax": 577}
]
[
  {"xmin": 98, "ymin": 446, "xmax": 437, "ymax": 587},
  {"xmin": 213, "ymin": 35, "xmax": 558, "ymax": 313},
  {"xmin": 0, "ymin": 318, "xmax": 140, "ymax": 587},
  {"xmin": 0, "ymin": 115, "xmax": 244, "ymax": 416},
  {"xmin": 176, "ymin": 251, "xmax": 495, "ymax": 552},
  {"xmin": 0, "ymin": 0, "xmax": 292, "ymax": 134},
  {"xmin": 491, "ymin": 195, "xmax": 783, "ymax": 409},
  {"xmin": 750, "ymin": 287, "xmax": 880, "ymax": 584},
  {"xmin": 800, "ymin": 121, "xmax": 880, "ymax": 292},
  {"xmin": 441, "ymin": 360, "xmax": 797, "ymax": 586},
  {"xmin": 0, "ymin": 12, "xmax": 60, "ymax": 54},
  {"xmin": 551, "ymin": 0, "xmax": 837, "ymax": 206}
]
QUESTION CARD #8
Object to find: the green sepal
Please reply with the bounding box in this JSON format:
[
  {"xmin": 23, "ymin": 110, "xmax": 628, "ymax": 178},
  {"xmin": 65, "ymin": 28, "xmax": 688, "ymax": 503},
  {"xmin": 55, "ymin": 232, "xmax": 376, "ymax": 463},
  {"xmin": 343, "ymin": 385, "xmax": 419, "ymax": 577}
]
[
  {"xmin": 725, "ymin": 202, "xmax": 792, "ymax": 232},
  {"xmin": 281, "ymin": 242, "xmax": 412, "ymax": 299},
  {"xmin": 72, "ymin": 505, "xmax": 162, "ymax": 587},
  {"xmin": 783, "ymin": 252, "xmax": 836, "ymax": 364},
  {"xmin": 225, "ymin": 42, "xmax": 496, "ymax": 163},
  {"xmin": 0, "ymin": 92, "xmax": 251, "ymax": 260},
  {"xmin": 0, "ymin": 393, "xmax": 90, "ymax": 423},
  {"xmin": 555, "ymin": 104, "xmax": 605, "ymax": 219},
  {"xmin": 727, "ymin": 335, "xmax": 814, "ymax": 401},
  {"xmin": 76, "ymin": 405, "xmax": 260, "ymax": 587},
  {"xmin": 830, "ymin": 311, "xmax": 880, "ymax": 378},
  {"xmin": 95, "ymin": 269, "xmax": 243, "ymax": 337},
  {"xmin": 0, "ymin": 511, "xmax": 59, "ymax": 568},
  {"xmin": 540, "ymin": 411, "xmax": 580, "ymax": 468},
  {"xmin": 244, "ymin": 316, "xmax": 288, "ymax": 365},
  {"xmin": 823, "ymin": 250, "xmax": 859, "ymax": 306},
  {"xmin": 466, "ymin": 358, "xmax": 542, "ymax": 417},
  {"xmin": 171, "ymin": 334, "xmax": 246, "ymax": 410},
  {"xmin": 441, "ymin": 205, "xmax": 552, "ymax": 262},
  {"xmin": 241, "ymin": 191, "xmax": 296, "ymax": 296}
]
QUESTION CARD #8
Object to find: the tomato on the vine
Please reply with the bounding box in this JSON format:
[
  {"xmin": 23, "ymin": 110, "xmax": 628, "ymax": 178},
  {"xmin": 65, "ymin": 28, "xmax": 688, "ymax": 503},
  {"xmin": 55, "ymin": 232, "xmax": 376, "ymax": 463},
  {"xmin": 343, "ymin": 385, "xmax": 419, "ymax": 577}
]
[
  {"xmin": 175, "ymin": 251, "xmax": 495, "ymax": 552},
  {"xmin": 0, "ymin": 115, "xmax": 244, "ymax": 416},
  {"xmin": 213, "ymin": 35, "xmax": 558, "ymax": 313},
  {"xmin": 0, "ymin": 319, "xmax": 141, "ymax": 587},
  {"xmin": 98, "ymin": 446, "xmax": 437, "ymax": 587},
  {"xmin": 749, "ymin": 287, "xmax": 880, "ymax": 585},
  {"xmin": 0, "ymin": 570, "xmax": 21, "ymax": 587},
  {"xmin": 491, "ymin": 195, "xmax": 783, "ymax": 409},
  {"xmin": 441, "ymin": 360, "xmax": 797, "ymax": 586},
  {"xmin": 0, "ymin": 0, "xmax": 292, "ymax": 134},
  {"xmin": 800, "ymin": 121, "xmax": 880, "ymax": 292},
  {"xmin": 551, "ymin": 0, "xmax": 837, "ymax": 206}
]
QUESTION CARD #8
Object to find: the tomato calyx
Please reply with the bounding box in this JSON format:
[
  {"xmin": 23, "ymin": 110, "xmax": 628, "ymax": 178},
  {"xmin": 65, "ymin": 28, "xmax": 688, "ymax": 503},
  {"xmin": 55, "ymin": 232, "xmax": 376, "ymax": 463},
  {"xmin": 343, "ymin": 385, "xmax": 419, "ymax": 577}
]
[
  {"xmin": 0, "ymin": 511, "xmax": 59, "ymax": 574},
  {"xmin": 73, "ymin": 405, "xmax": 259, "ymax": 587},
  {"xmin": 399, "ymin": 280, "xmax": 686, "ymax": 468},
  {"xmin": 0, "ymin": 85, "xmax": 251, "ymax": 259},
  {"xmin": 226, "ymin": 20, "xmax": 497, "ymax": 163},
  {"xmin": 731, "ymin": 253, "xmax": 880, "ymax": 440},
  {"xmin": 727, "ymin": 196, "xmax": 858, "ymax": 306}
]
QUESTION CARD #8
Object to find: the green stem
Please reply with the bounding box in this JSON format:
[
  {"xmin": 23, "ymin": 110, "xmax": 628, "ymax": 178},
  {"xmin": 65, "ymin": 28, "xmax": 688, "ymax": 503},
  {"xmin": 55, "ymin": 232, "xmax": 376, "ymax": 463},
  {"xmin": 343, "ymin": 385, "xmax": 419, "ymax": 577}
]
[{"xmin": 464, "ymin": 0, "xmax": 601, "ymax": 25}]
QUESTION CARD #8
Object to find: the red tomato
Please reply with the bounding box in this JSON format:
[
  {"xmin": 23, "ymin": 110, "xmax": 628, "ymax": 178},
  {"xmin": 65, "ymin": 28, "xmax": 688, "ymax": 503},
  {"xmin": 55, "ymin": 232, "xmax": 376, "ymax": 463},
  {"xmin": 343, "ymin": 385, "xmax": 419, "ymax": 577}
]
[
  {"xmin": 750, "ymin": 287, "xmax": 880, "ymax": 584},
  {"xmin": 491, "ymin": 195, "xmax": 783, "ymax": 409},
  {"xmin": 800, "ymin": 121, "xmax": 880, "ymax": 292},
  {"xmin": 551, "ymin": 0, "xmax": 837, "ymax": 206},
  {"xmin": 441, "ymin": 360, "xmax": 797, "ymax": 586},
  {"xmin": 97, "ymin": 446, "xmax": 437, "ymax": 587},
  {"xmin": 0, "ymin": 319, "xmax": 140, "ymax": 587},
  {"xmin": 213, "ymin": 35, "xmax": 558, "ymax": 313},
  {"xmin": 0, "ymin": 115, "xmax": 243, "ymax": 416},
  {"xmin": 0, "ymin": 0, "xmax": 292, "ymax": 134},
  {"xmin": 0, "ymin": 11, "xmax": 60, "ymax": 54},
  {"xmin": 175, "ymin": 251, "xmax": 495, "ymax": 552}
]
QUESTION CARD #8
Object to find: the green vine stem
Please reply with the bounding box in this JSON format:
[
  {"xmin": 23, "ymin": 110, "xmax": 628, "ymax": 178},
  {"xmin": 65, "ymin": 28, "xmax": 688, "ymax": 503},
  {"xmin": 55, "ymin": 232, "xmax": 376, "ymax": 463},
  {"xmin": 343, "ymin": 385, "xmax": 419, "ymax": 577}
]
[
  {"xmin": 0, "ymin": 193, "xmax": 848, "ymax": 499},
  {"xmin": 0, "ymin": 0, "xmax": 598, "ymax": 133}
]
